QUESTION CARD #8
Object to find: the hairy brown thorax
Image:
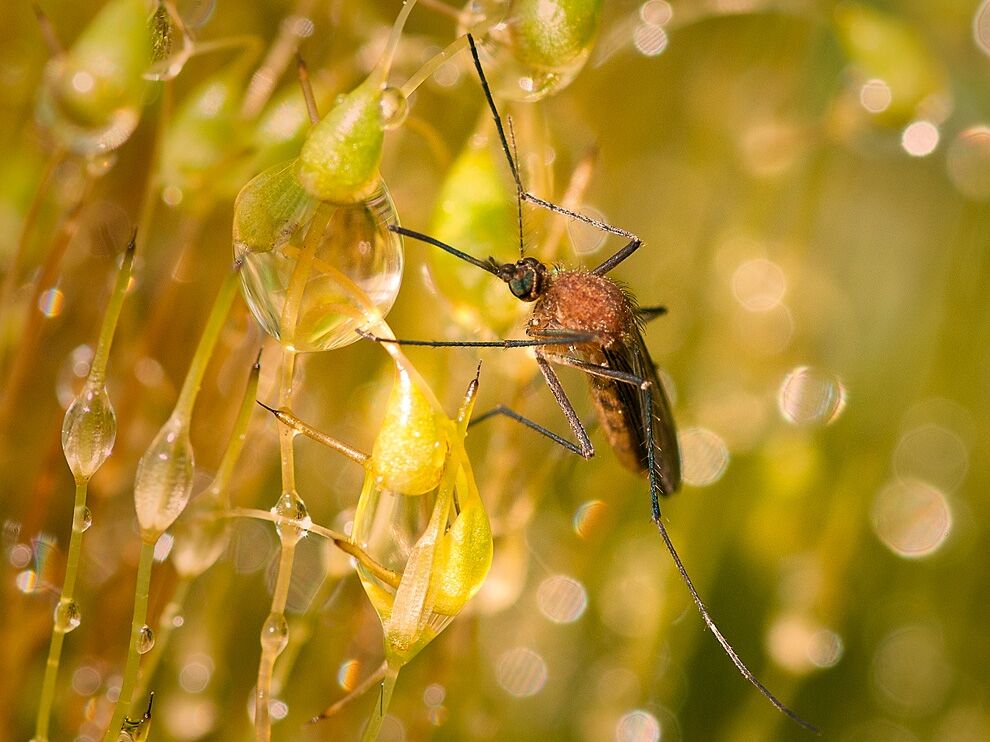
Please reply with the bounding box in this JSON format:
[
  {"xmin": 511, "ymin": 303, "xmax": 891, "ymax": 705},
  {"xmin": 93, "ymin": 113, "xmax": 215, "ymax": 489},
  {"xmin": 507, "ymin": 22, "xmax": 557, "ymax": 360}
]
[{"xmin": 528, "ymin": 270, "xmax": 635, "ymax": 349}]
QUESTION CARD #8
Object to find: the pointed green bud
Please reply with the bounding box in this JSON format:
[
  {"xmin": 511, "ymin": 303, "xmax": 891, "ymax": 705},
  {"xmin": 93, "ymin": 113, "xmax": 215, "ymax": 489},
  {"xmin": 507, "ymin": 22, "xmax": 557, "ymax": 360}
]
[{"xmin": 508, "ymin": 0, "xmax": 602, "ymax": 69}]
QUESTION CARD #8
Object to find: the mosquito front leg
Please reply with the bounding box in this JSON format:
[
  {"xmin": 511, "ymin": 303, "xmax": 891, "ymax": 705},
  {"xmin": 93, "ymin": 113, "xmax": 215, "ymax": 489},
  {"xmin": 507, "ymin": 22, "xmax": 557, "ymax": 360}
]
[{"xmin": 355, "ymin": 328, "xmax": 596, "ymax": 350}]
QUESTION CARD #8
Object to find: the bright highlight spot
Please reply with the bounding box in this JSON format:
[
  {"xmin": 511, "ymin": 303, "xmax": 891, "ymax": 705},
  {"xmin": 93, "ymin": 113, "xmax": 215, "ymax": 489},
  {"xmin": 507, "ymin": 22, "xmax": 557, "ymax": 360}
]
[
  {"xmin": 678, "ymin": 427, "xmax": 730, "ymax": 487},
  {"xmin": 872, "ymin": 479, "xmax": 952, "ymax": 558},
  {"xmin": 901, "ymin": 121, "xmax": 939, "ymax": 157},
  {"xmin": 777, "ymin": 366, "xmax": 847, "ymax": 426},
  {"xmin": 947, "ymin": 126, "xmax": 990, "ymax": 200},
  {"xmin": 732, "ymin": 258, "xmax": 786, "ymax": 310},
  {"xmin": 640, "ymin": 1, "xmax": 673, "ymax": 26},
  {"xmin": 860, "ymin": 78, "xmax": 892, "ymax": 113},
  {"xmin": 337, "ymin": 658, "xmax": 361, "ymax": 690},
  {"xmin": 573, "ymin": 499, "xmax": 608, "ymax": 538},
  {"xmin": 615, "ymin": 709, "xmax": 661, "ymax": 742},
  {"xmin": 536, "ymin": 574, "xmax": 588, "ymax": 623},
  {"xmin": 633, "ymin": 25, "xmax": 668, "ymax": 57},
  {"xmin": 38, "ymin": 287, "xmax": 64, "ymax": 317},
  {"xmin": 768, "ymin": 612, "xmax": 845, "ymax": 674},
  {"xmin": 496, "ymin": 647, "xmax": 548, "ymax": 697},
  {"xmin": 894, "ymin": 423, "xmax": 968, "ymax": 493}
]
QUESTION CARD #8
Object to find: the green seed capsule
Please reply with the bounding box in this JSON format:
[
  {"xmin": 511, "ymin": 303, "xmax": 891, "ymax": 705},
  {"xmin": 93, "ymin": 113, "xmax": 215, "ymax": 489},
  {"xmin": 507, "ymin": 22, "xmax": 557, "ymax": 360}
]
[
  {"xmin": 133, "ymin": 414, "xmax": 195, "ymax": 542},
  {"xmin": 35, "ymin": 0, "xmax": 151, "ymax": 155},
  {"xmin": 296, "ymin": 75, "xmax": 389, "ymax": 204},
  {"xmin": 464, "ymin": 0, "xmax": 602, "ymax": 101},
  {"xmin": 160, "ymin": 66, "xmax": 246, "ymax": 191},
  {"xmin": 61, "ymin": 382, "xmax": 117, "ymax": 484}
]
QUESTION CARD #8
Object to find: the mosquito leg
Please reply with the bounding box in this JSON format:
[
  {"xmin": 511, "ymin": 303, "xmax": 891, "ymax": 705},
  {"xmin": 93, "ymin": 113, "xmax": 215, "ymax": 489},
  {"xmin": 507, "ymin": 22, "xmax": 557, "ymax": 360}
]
[
  {"xmin": 465, "ymin": 34, "xmax": 644, "ymax": 268},
  {"xmin": 355, "ymin": 328, "xmax": 595, "ymax": 349},
  {"xmin": 533, "ymin": 354, "xmax": 595, "ymax": 458},
  {"xmin": 470, "ymin": 404, "xmax": 587, "ymax": 457},
  {"xmin": 636, "ymin": 305, "xmax": 668, "ymax": 323}
]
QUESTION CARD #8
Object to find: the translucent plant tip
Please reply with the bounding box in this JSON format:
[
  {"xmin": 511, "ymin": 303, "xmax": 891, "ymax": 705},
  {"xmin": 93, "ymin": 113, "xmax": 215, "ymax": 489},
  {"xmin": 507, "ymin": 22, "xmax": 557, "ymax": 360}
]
[
  {"xmin": 35, "ymin": 0, "xmax": 152, "ymax": 155},
  {"xmin": 133, "ymin": 414, "xmax": 195, "ymax": 542}
]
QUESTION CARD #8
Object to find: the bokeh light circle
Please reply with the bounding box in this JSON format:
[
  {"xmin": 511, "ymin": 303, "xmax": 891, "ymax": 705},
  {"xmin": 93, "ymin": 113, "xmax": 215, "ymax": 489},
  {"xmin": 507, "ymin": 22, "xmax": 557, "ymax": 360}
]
[
  {"xmin": 777, "ymin": 366, "xmax": 847, "ymax": 426},
  {"xmin": 872, "ymin": 479, "xmax": 952, "ymax": 558},
  {"xmin": 677, "ymin": 427, "xmax": 730, "ymax": 486},
  {"xmin": 536, "ymin": 574, "xmax": 588, "ymax": 624},
  {"xmin": 947, "ymin": 126, "xmax": 990, "ymax": 200},
  {"xmin": 616, "ymin": 709, "xmax": 661, "ymax": 742},
  {"xmin": 496, "ymin": 647, "xmax": 548, "ymax": 697}
]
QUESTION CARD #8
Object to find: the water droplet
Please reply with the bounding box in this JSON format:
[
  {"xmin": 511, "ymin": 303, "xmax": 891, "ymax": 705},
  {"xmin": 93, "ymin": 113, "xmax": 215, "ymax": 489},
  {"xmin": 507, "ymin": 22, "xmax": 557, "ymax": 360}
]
[
  {"xmin": 54, "ymin": 598, "xmax": 82, "ymax": 633},
  {"xmin": 133, "ymin": 415, "xmax": 195, "ymax": 539},
  {"xmin": 74, "ymin": 505, "xmax": 93, "ymax": 533},
  {"xmin": 234, "ymin": 165, "xmax": 403, "ymax": 352},
  {"xmin": 137, "ymin": 624, "xmax": 155, "ymax": 654},
  {"xmin": 260, "ymin": 613, "xmax": 289, "ymax": 655},
  {"xmin": 271, "ymin": 492, "xmax": 312, "ymax": 542},
  {"xmin": 379, "ymin": 86, "xmax": 408, "ymax": 130},
  {"xmin": 62, "ymin": 383, "xmax": 117, "ymax": 482},
  {"xmin": 777, "ymin": 366, "xmax": 847, "ymax": 426}
]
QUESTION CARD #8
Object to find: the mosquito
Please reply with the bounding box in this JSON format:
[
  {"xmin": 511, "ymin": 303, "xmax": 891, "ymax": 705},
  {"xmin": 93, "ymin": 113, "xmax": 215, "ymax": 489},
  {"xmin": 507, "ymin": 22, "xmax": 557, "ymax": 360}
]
[{"xmin": 359, "ymin": 33, "xmax": 818, "ymax": 734}]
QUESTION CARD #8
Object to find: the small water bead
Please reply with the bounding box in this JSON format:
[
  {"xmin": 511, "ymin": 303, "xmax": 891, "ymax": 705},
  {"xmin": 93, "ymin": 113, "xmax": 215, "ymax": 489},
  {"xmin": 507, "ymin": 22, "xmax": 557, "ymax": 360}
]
[
  {"xmin": 260, "ymin": 613, "xmax": 289, "ymax": 655},
  {"xmin": 136, "ymin": 624, "xmax": 155, "ymax": 654},
  {"xmin": 73, "ymin": 505, "xmax": 93, "ymax": 534},
  {"xmin": 777, "ymin": 366, "xmax": 847, "ymax": 426},
  {"xmin": 271, "ymin": 492, "xmax": 312, "ymax": 541},
  {"xmin": 379, "ymin": 86, "xmax": 408, "ymax": 130},
  {"xmin": 54, "ymin": 598, "xmax": 82, "ymax": 633},
  {"xmin": 234, "ymin": 165, "xmax": 403, "ymax": 352},
  {"xmin": 62, "ymin": 383, "xmax": 117, "ymax": 482}
]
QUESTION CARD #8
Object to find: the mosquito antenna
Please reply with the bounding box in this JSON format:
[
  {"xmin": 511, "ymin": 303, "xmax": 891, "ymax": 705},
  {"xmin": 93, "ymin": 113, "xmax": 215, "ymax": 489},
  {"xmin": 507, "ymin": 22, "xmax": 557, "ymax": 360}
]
[
  {"xmin": 507, "ymin": 117, "xmax": 526, "ymax": 258},
  {"xmin": 467, "ymin": 34, "xmax": 524, "ymax": 195},
  {"xmin": 389, "ymin": 225, "xmax": 501, "ymax": 276},
  {"xmin": 641, "ymin": 389, "xmax": 820, "ymax": 734}
]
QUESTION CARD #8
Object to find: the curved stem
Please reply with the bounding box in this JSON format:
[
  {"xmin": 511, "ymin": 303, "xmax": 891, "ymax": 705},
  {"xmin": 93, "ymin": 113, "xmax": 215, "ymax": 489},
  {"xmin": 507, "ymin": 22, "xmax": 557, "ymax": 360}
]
[
  {"xmin": 377, "ymin": 0, "xmax": 419, "ymax": 83},
  {"xmin": 88, "ymin": 235, "xmax": 136, "ymax": 383},
  {"xmin": 131, "ymin": 575, "xmax": 191, "ymax": 706},
  {"xmin": 102, "ymin": 540, "xmax": 155, "ymax": 742},
  {"xmin": 399, "ymin": 34, "xmax": 468, "ymax": 99},
  {"xmin": 33, "ymin": 481, "xmax": 88, "ymax": 741},
  {"xmin": 361, "ymin": 663, "xmax": 400, "ymax": 742}
]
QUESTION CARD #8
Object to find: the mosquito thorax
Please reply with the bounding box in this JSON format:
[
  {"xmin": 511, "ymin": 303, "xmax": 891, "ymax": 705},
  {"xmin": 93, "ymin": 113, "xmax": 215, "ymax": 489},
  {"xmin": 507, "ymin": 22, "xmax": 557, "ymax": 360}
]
[{"xmin": 495, "ymin": 257, "xmax": 548, "ymax": 301}]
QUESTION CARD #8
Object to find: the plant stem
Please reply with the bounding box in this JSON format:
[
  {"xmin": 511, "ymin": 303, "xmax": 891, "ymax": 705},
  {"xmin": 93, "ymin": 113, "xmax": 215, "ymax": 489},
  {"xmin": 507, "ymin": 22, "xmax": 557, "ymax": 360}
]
[
  {"xmin": 102, "ymin": 540, "xmax": 155, "ymax": 742},
  {"xmin": 131, "ymin": 575, "xmax": 191, "ymax": 708},
  {"xmin": 33, "ymin": 481, "xmax": 88, "ymax": 741},
  {"xmin": 360, "ymin": 663, "xmax": 400, "ymax": 742}
]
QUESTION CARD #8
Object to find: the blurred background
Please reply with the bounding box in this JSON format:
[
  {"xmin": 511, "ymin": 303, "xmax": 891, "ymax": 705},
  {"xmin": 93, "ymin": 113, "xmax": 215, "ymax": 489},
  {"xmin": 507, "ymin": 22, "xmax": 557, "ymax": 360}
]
[{"xmin": 1, "ymin": 0, "xmax": 988, "ymax": 740}]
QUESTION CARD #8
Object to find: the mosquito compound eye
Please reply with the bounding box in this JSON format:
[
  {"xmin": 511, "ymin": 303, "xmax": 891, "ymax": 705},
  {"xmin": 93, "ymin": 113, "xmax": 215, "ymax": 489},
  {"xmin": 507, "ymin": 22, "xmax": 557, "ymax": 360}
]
[{"xmin": 509, "ymin": 268, "xmax": 541, "ymax": 301}]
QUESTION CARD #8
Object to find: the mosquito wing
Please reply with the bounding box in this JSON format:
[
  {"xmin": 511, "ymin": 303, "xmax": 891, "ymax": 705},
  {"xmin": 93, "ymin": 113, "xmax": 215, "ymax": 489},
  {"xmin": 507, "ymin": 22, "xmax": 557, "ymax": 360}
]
[{"xmin": 601, "ymin": 326, "xmax": 681, "ymax": 496}]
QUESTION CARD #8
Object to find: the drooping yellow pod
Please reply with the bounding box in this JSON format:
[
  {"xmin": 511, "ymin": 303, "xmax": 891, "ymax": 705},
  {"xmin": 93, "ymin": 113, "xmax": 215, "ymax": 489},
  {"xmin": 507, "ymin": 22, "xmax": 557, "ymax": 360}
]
[{"xmin": 370, "ymin": 365, "xmax": 447, "ymax": 495}]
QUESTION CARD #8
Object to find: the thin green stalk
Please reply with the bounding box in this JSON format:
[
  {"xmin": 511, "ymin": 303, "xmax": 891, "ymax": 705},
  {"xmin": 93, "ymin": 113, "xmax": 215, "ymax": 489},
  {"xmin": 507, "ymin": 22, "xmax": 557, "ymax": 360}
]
[
  {"xmin": 361, "ymin": 663, "xmax": 400, "ymax": 742},
  {"xmin": 33, "ymin": 482, "xmax": 87, "ymax": 741},
  {"xmin": 131, "ymin": 575, "xmax": 191, "ymax": 707},
  {"xmin": 34, "ymin": 242, "xmax": 135, "ymax": 741},
  {"xmin": 173, "ymin": 268, "xmax": 241, "ymax": 422},
  {"xmin": 102, "ymin": 540, "xmax": 155, "ymax": 742}
]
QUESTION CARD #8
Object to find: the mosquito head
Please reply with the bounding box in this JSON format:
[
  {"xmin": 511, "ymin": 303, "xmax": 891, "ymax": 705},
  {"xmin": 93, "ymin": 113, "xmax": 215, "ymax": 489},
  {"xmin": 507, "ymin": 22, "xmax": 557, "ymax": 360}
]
[{"xmin": 492, "ymin": 256, "xmax": 547, "ymax": 302}]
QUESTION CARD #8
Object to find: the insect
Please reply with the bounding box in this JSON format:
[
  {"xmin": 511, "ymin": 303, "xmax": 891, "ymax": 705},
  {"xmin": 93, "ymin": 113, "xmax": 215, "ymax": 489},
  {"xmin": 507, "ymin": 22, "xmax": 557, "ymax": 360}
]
[{"xmin": 360, "ymin": 33, "xmax": 818, "ymax": 733}]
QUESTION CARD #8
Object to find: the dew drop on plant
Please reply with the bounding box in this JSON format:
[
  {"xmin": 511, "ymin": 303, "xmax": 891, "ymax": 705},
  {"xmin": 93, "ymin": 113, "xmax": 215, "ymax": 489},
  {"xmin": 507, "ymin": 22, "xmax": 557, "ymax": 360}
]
[
  {"xmin": 137, "ymin": 624, "xmax": 155, "ymax": 654},
  {"xmin": 62, "ymin": 384, "xmax": 117, "ymax": 483},
  {"xmin": 73, "ymin": 505, "xmax": 93, "ymax": 534},
  {"xmin": 133, "ymin": 415, "xmax": 195, "ymax": 539},
  {"xmin": 53, "ymin": 598, "xmax": 82, "ymax": 633},
  {"xmin": 271, "ymin": 492, "xmax": 312, "ymax": 541},
  {"xmin": 233, "ymin": 164, "xmax": 403, "ymax": 352},
  {"xmin": 379, "ymin": 86, "xmax": 408, "ymax": 130},
  {"xmin": 260, "ymin": 613, "xmax": 289, "ymax": 655}
]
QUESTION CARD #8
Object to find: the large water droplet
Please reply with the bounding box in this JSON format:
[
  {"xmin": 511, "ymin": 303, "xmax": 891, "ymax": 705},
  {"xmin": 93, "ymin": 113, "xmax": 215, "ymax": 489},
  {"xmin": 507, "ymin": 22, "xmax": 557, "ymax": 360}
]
[
  {"xmin": 137, "ymin": 624, "xmax": 155, "ymax": 654},
  {"xmin": 271, "ymin": 492, "xmax": 312, "ymax": 543},
  {"xmin": 74, "ymin": 505, "xmax": 93, "ymax": 534},
  {"xmin": 133, "ymin": 415, "xmax": 195, "ymax": 539},
  {"xmin": 233, "ymin": 162, "xmax": 403, "ymax": 352},
  {"xmin": 54, "ymin": 598, "xmax": 82, "ymax": 633},
  {"xmin": 62, "ymin": 383, "xmax": 117, "ymax": 482},
  {"xmin": 260, "ymin": 612, "xmax": 289, "ymax": 655}
]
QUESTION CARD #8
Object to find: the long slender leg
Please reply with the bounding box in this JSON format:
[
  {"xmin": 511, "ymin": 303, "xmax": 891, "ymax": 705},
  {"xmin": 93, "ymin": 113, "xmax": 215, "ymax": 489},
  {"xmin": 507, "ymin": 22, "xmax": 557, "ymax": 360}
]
[
  {"xmin": 356, "ymin": 328, "xmax": 595, "ymax": 349},
  {"xmin": 465, "ymin": 34, "xmax": 644, "ymax": 267},
  {"xmin": 544, "ymin": 354, "xmax": 818, "ymax": 732},
  {"xmin": 533, "ymin": 354, "xmax": 595, "ymax": 458},
  {"xmin": 470, "ymin": 404, "xmax": 587, "ymax": 457}
]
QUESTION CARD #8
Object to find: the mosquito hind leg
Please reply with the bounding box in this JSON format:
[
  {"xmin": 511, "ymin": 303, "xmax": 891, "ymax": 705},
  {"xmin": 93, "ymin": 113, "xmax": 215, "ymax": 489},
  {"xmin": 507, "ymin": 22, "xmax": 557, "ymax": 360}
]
[{"xmin": 470, "ymin": 404, "xmax": 589, "ymax": 458}]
